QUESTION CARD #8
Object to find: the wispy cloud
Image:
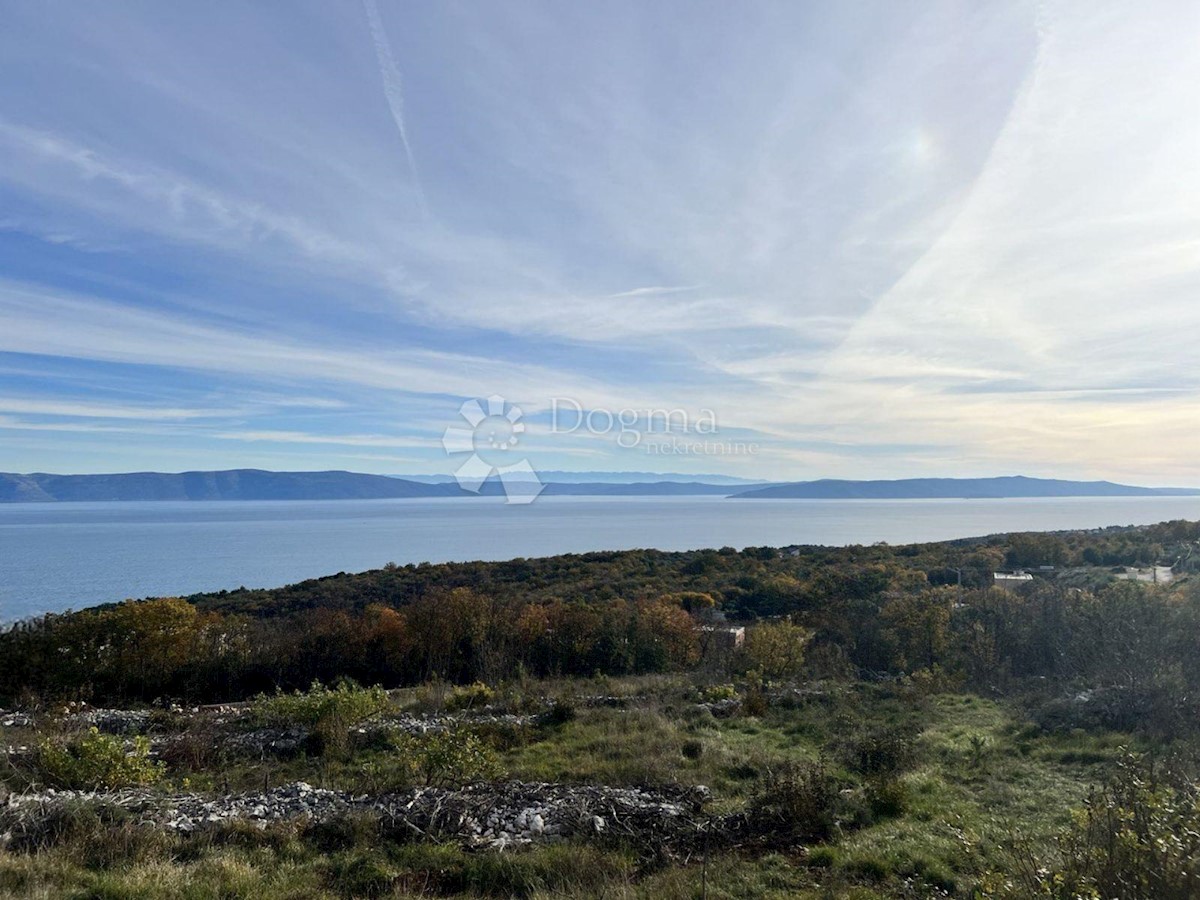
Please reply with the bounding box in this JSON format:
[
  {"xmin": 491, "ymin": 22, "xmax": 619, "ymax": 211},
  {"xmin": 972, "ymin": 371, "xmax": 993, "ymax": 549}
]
[
  {"xmin": 361, "ymin": 0, "xmax": 429, "ymax": 219},
  {"xmin": 0, "ymin": 1, "xmax": 1197, "ymax": 481}
]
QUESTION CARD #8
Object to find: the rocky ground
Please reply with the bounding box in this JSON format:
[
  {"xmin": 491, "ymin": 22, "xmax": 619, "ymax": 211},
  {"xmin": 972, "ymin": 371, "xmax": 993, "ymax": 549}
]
[
  {"xmin": 1, "ymin": 703, "xmax": 544, "ymax": 759},
  {"xmin": 1, "ymin": 780, "xmax": 711, "ymax": 853}
]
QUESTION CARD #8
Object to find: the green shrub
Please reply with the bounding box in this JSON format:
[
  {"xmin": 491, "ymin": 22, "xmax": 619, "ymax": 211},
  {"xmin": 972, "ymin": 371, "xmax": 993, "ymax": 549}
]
[
  {"xmin": 360, "ymin": 729, "xmax": 503, "ymax": 790},
  {"xmin": 981, "ymin": 752, "xmax": 1200, "ymax": 899},
  {"xmin": 834, "ymin": 723, "xmax": 918, "ymax": 780},
  {"xmin": 35, "ymin": 728, "xmax": 164, "ymax": 790},
  {"xmin": 745, "ymin": 760, "xmax": 842, "ymax": 843},
  {"xmin": 865, "ymin": 776, "xmax": 909, "ymax": 819},
  {"xmin": 305, "ymin": 812, "xmax": 382, "ymax": 852},
  {"xmin": 252, "ymin": 680, "xmax": 391, "ymax": 757},
  {"xmin": 701, "ymin": 683, "xmax": 737, "ymax": 703},
  {"xmin": 743, "ymin": 621, "xmax": 813, "ymax": 678},
  {"xmin": 541, "ymin": 699, "xmax": 576, "ymax": 727},
  {"xmin": 742, "ymin": 680, "xmax": 769, "ymax": 718},
  {"xmin": 445, "ymin": 681, "xmax": 495, "ymax": 712}
]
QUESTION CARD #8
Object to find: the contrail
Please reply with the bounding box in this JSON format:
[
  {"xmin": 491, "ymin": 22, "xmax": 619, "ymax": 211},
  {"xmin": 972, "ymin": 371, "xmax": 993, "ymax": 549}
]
[{"xmin": 362, "ymin": 0, "xmax": 429, "ymax": 219}]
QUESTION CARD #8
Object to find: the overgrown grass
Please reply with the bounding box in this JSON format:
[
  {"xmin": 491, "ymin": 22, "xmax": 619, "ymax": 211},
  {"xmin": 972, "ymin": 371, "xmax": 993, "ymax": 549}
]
[{"xmin": 0, "ymin": 676, "xmax": 1165, "ymax": 899}]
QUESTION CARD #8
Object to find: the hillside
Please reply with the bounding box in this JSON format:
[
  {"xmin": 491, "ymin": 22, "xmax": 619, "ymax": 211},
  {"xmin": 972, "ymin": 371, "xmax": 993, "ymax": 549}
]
[
  {"xmin": 0, "ymin": 470, "xmax": 751, "ymax": 502},
  {"xmin": 7, "ymin": 470, "xmax": 1197, "ymax": 503},
  {"xmin": 732, "ymin": 474, "xmax": 1200, "ymax": 499},
  {"xmin": 0, "ymin": 470, "xmax": 455, "ymax": 502},
  {"xmin": 4, "ymin": 519, "xmax": 1200, "ymax": 898}
]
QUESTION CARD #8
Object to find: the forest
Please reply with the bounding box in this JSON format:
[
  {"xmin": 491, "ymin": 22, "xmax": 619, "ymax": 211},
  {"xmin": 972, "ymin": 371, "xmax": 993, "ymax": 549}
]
[
  {"xmin": 3, "ymin": 521, "xmax": 1200, "ymax": 898},
  {"xmin": 2, "ymin": 519, "xmax": 1198, "ymax": 713}
]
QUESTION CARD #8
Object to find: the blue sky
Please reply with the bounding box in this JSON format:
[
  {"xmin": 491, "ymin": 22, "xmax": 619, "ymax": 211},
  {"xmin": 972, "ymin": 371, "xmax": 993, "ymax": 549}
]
[{"xmin": 1, "ymin": 0, "xmax": 1198, "ymax": 483}]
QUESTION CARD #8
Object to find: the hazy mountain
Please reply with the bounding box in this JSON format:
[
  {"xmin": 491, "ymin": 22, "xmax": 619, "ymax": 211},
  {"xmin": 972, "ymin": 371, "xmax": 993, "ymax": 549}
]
[
  {"xmin": 0, "ymin": 470, "xmax": 749, "ymax": 502},
  {"xmin": 391, "ymin": 471, "xmax": 765, "ymax": 485},
  {"xmin": 0, "ymin": 470, "xmax": 456, "ymax": 502},
  {"xmin": 731, "ymin": 475, "xmax": 1200, "ymax": 500},
  {"xmin": 6, "ymin": 471, "xmax": 1194, "ymax": 503},
  {"xmin": 490, "ymin": 481, "xmax": 740, "ymax": 496}
]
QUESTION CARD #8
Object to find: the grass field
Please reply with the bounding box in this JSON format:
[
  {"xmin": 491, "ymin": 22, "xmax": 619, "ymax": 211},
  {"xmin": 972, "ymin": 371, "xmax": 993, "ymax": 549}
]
[{"xmin": 0, "ymin": 674, "xmax": 1145, "ymax": 899}]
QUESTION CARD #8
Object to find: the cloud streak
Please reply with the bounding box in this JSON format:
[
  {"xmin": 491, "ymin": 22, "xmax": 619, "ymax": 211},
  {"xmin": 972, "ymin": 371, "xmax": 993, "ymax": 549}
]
[
  {"xmin": 362, "ymin": 0, "xmax": 429, "ymax": 219},
  {"xmin": 0, "ymin": 1, "xmax": 1198, "ymax": 481}
]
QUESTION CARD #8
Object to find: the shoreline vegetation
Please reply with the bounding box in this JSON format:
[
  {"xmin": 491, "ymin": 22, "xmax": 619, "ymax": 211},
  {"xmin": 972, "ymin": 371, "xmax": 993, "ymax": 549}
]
[{"xmin": 4, "ymin": 519, "xmax": 1200, "ymax": 897}]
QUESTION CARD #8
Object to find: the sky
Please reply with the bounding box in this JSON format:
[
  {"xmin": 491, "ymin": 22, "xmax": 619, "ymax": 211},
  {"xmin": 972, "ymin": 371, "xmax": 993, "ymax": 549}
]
[{"xmin": 1, "ymin": 0, "xmax": 1199, "ymax": 484}]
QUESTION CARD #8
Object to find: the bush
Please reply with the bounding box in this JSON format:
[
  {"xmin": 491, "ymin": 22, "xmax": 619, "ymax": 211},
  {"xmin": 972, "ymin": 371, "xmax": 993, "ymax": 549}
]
[
  {"xmin": 742, "ymin": 678, "xmax": 769, "ymax": 718},
  {"xmin": 252, "ymin": 680, "xmax": 391, "ymax": 757},
  {"xmin": 359, "ymin": 729, "xmax": 504, "ymax": 790},
  {"xmin": 444, "ymin": 681, "xmax": 494, "ymax": 710},
  {"xmin": 445, "ymin": 681, "xmax": 495, "ymax": 712},
  {"xmin": 865, "ymin": 777, "xmax": 909, "ymax": 819},
  {"xmin": 540, "ymin": 699, "xmax": 577, "ymax": 727},
  {"xmin": 700, "ymin": 683, "xmax": 737, "ymax": 703},
  {"xmin": 833, "ymin": 723, "xmax": 918, "ymax": 780},
  {"xmin": 1, "ymin": 801, "xmax": 173, "ymax": 867},
  {"xmin": 305, "ymin": 812, "xmax": 382, "ymax": 852},
  {"xmin": 743, "ymin": 621, "xmax": 813, "ymax": 679},
  {"xmin": 35, "ymin": 728, "xmax": 165, "ymax": 790},
  {"xmin": 981, "ymin": 752, "xmax": 1200, "ymax": 899},
  {"xmin": 745, "ymin": 760, "xmax": 842, "ymax": 843}
]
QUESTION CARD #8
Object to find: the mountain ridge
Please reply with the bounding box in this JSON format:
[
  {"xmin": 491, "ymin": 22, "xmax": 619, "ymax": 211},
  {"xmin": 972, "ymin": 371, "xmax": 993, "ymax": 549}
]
[
  {"xmin": 2, "ymin": 471, "xmax": 1197, "ymax": 503},
  {"xmin": 730, "ymin": 475, "xmax": 1200, "ymax": 499}
]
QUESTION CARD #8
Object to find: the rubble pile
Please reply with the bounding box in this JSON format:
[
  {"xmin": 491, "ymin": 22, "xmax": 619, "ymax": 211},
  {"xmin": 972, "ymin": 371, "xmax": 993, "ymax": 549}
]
[
  {"xmin": 68, "ymin": 709, "xmax": 152, "ymax": 734},
  {"xmin": 223, "ymin": 710, "xmax": 539, "ymax": 758},
  {"xmin": 221, "ymin": 726, "xmax": 310, "ymax": 756},
  {"xmin": 363, "ymin": 710, "xmax": 536, "ymax": 737},
  {"xmin": 0, "ymin": 781, "xmax": 711, "ymax": 852},
  {"xmin": 0, "ymin": 711, "xmax": 33, "ymax": 729}
]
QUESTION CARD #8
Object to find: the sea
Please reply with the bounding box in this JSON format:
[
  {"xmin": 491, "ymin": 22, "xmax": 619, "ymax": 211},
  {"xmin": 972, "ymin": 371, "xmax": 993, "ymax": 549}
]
[{"xmin": 4, "ymin": 495, "xmax": 1200, "ymax": 621}]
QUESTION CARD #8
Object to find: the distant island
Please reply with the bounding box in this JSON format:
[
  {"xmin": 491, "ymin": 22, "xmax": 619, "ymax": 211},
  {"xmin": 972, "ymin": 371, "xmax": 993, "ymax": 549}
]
[
  {"xmin": 1, "ymin": 470, "xmax": 1197, "ymax": 503},
  {"xmin": 730, "ymin": 475, "xmax": 1200, "ymax": 499},
  {"xmin": 0, "ymin": 469, "xmax": 753, "ymax": 502},
  {"xmin": 0, "ymin": 470, "xmax": 457, "ymax": 503}
]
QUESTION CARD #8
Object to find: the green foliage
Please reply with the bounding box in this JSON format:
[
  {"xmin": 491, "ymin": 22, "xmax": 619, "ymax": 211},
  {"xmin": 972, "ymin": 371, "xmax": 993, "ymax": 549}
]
[
  {"xmin": 700, "ymin": 682, "xmax": 737, "ymax": 703},
  {"xmin": 445, "ymin": 680, "xmax": 495, "ymax": 711},
  {"xmin": 5, "ymin": 520, "xmax": 1200, "ymax": 709},
  {"xmin": 0, "ymin": 801, "xmax": 174, "ymax": 868},
  {"xmin": 1004, "ymin": 533, "xmax": 1069, "ymax": 569},
  {"xmin": 359, "ymin": 729, "xmax": 504, "ymax": 789},
  {"xmin": 0, "ymin": 678, "xmax": 1180, "ymax": 899},
  {"xmin": 541, "ymin": 698, "xmax": 577, "ymax": 726},
  {"xmin": 746, "ymin": 760, "xmax": 843, "ymax": 843},
  {"xmin": 741, "ymin": 676, "xmax": 769, "ymax": 717},
  {"xmin": 743, "ymin": 620, "xmax": 812, "ymax": 679},
  {"xmin": 834, "ymin": 723, "xmax": 918, "ymax": 780},
  {"xmin": 34, "ymin": 728, "xmax": 165, "ymax": 790},
  {"xmin": 253, "ymin": 680, "xmax": 391, "ymax": 729},
  {"xmin": 325, "ymin": 849, "xmax": 398, "ymax": 898},
  {"xmin": 252, "ymin": 680, "xmax": 391, "ymax": 757},
  {"xmin": 982, "ymin": 753, "xmax": 1200, "ymax": 899}
]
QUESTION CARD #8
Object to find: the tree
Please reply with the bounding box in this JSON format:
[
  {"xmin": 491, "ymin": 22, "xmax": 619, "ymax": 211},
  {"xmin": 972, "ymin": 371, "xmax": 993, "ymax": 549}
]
[
  {"xmin": 881, "ymin": 588, "xmax": 954, "ymax": 672},
  {"xmin": 744, "ymin": 620, "xmax": 812, "ymax": 679}
]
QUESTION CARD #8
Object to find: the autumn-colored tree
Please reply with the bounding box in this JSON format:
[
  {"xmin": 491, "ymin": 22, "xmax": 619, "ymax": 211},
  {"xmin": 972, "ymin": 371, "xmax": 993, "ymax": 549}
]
[
  {"xmin": 362, "ymin": 604, "xmax": 413, "ymax": 685},
  {"xmin": 744, "ymin": 619, "xmax": 812, "ymax": 679},
  {"xmin": 91, "ymin": 598, "xmax": 216, "ymax": 698},
  {"xmin": 635, "ymin": 599, "xmax": 700, "ymax": 670},
  {"xmin": 881, "ymin": 588, "xmax": 954, "ymax": 672}
]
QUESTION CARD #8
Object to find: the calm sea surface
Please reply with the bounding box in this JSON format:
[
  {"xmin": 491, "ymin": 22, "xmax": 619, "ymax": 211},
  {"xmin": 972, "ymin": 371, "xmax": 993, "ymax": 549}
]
[{"xmin": 4, "ymin": 495, "xmax": 1200, "ymax": 621}]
